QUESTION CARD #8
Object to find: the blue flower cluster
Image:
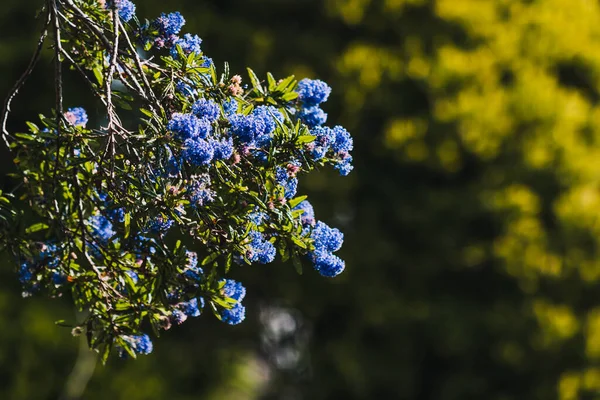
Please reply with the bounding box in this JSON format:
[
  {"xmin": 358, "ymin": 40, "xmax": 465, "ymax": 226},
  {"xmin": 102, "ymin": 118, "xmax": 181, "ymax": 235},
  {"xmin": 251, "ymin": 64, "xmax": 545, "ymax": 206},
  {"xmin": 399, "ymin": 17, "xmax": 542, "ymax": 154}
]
[
  {"xmin": 168, "ymin": 113, "xmax": 212, "ymax": 140},
  {"xmin": 192, "ymin": 98, "xmax": 220, "ymax": 122},
  {"xmin": 228, "ymin": 105, "xmax": 283, "ymax": 149},
  {"xmin": 161, "ymin": 249, "xmax": 207, "ymax": 326},
  {"xmin": 19, "ymin": 242, "xmax": 63, "ymax": 293},
  {"xmin": 156, "ymin": 12, "xmax": 185, "ymax": 37},
  {"xmin": 127, "ymin": 334, "xmax": 153, "ymax": 355},
  {"xmin": 187, "ymin": 174, "xmax": 214, "ymax": 207},
  {"xmin": 64, "ymin": 107, "xmax": 88, "ymax": 128},
  {"xmin": 105, "ymin": 0, "xmax": 136, "ymax": 23},
  {"xmin": 171, "ymin": 33, "xmax": 202, "ymax": 58},
  {"xmin": 88, "ymin": 214, "xmax": 116, "ymax": 245},
  {"xmin": 179, "ymin": 297, "xmax": 204, "ymax": 318},
  {"xmin": 297, "ymin": 79, "xmax": 332, "ymax": 106},
  {"xmin": 275, "ymin": 166, "xmax": 298, "ymax": 199},
  {"xmin": 294, "ymin": 200, "xmax": 315, "ymax": 227},
  {"xmin": 298, "ymin": 106, "xmax": 327, "ymax": 127},
  {"xmin": 296, "ymin": 79, "xmax": 331, "ymax": 128},
  {"xmin": 220, "ymin": 279, "xmax": 247, "ymax": 325},
  {"xmin": 141, "ymin": 11, "xmax": 211, "ymax": 66},
  {"xmin": 309, "ymin": 221, "xmax": 345, "ymax": 277},
  {"xmin": 167, "ymin": 108, "xmax": 233, "ymax": 168},
  {"xmin": 308, "ymin": 125, "xmax": 354, "ymax": 176},
  {"xmin": 248, "ymin": 210, "xmax": 268, "ymax": 226},
  {"xmin": 247, "ymin": 231, "xmax": 276, "ymax": 264},
  {"xmin": 148, "ymin": 214, "xmax": 174, "ymax": 234}
]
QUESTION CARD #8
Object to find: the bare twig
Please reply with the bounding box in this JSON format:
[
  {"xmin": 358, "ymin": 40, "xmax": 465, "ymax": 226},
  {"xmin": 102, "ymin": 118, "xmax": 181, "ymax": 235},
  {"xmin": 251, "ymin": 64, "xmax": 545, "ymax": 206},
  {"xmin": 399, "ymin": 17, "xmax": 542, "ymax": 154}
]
[{"xmin": 1, "ymin": 7, "xmax": 51, "ymax": 148}]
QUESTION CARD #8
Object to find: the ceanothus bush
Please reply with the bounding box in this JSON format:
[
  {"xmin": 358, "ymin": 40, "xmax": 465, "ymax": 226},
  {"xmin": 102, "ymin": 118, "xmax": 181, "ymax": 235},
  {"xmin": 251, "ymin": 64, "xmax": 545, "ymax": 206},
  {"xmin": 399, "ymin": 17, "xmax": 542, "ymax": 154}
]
[{"xmin": 0, "ymin": 0, "xmax": 353, "ymax": 361}]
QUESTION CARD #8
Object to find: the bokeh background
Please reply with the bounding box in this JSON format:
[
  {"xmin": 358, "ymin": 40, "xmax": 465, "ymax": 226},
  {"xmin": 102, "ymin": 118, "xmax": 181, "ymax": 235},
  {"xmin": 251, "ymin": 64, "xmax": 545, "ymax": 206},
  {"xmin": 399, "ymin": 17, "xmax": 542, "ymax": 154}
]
[{"xmin": 2, "ymin": 0, "xmax": 600, "ymax": 399}]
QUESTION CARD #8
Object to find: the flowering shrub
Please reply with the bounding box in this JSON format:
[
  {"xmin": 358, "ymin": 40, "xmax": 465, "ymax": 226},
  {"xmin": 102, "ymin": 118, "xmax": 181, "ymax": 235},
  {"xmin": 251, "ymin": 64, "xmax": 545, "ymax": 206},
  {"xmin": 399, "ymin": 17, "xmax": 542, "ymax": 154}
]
[{"xmin": 0, "ymin": 0, "xmax": 353, "ymax": 361}]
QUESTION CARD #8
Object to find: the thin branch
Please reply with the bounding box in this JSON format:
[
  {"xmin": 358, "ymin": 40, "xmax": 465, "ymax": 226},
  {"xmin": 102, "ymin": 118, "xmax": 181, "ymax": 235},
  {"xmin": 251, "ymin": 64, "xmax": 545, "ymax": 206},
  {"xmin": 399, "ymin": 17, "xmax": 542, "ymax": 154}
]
[
  {"xmin": 1, "ymin": 7, "xmax": 51, "ymax": 148},
  {"xmin": 49, "ymin": 0, "xmax": 66, "ymax": 215},
  {"xmin": 118, "ymin": 19, "xmax": 161, "ymax": 109}
]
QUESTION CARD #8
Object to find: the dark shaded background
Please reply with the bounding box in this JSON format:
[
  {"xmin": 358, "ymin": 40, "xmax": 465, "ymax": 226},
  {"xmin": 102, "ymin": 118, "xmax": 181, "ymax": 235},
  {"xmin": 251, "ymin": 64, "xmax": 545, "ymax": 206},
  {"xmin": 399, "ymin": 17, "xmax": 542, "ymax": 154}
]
[{"xmin": 1, "ymin": 0, "xmax": 600, "ymax": 399}]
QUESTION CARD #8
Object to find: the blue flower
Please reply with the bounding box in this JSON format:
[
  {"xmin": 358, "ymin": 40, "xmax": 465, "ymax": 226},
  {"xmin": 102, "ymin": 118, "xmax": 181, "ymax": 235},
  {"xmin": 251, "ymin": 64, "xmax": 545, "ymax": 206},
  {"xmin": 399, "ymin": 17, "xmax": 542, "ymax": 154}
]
[
  {"xmin": 155, "ymin": 12, "xmax": 185, "ymax": 36},
  {"xmin": 275, "ymin": 166, "xmax": 298, "ymax": 199},
  {"xmin": 187, "ymin": 175, "xmax": 214, "ymax": 206},
  {"xmin": 148, "ymin": 214, "xmax": 173, "ymax": 233},
  {"xmin": 223, "ymin": 99, "xmax": 238, "ymax": 116},
  {"xmin": 88, "ymin": 214, "xmax": 115, "ymax": 244},
  {"xmin": 106, "ymin": 0, "xmax": 136, "ymax": 23},
  {"xmin": 171, "ymin": 309, "xmax": 187, "ymax": 325},
  {"xmin": 222, "ymin": 279, "xmax": 246, "ymax": 302},
  {"xmin": 192, "ymin": 98, "xmax": 220, "ymax": 122},
  {"xmin": 220, "ymin": 303, "xmax": 246, "ymax": 325},
  {"xmin": 64, "ymin": 107, "xmax": 88, "ymax": 128},
  {"xmin": 19, "ymin": 262, "xmax": 33, "ymax": 284},
  {"xmin": 201, "ymin": 57, "xmax": 213, "ymax": 68},
  {"xmin": 248, "ymin": 210, "xmax": 268, "ymax": 226},
  {"xmin": 183, "ymin": 250, "xmax": 204, "ymax": 281},
  {"xmin": 210, "ymin": 137, "xmax": 234, "ymax": 161},
  {"xmin": 171, "ymin": 33, "xmax": 202, "ymax": 57},
  {"xmin": 125, "ymin": 270, "xmax": 139, "ymax": 284},
  {"xmin": 131, "ymin": 334, "xmax": 153, "ymax": 355},
  {"xmin": 331, "ymin": 125, "xmax": 353, "ymax": 154},
  {"xmin": 311, "ymin": 221, "xmax": 343, "ymax": 253},
  {"xmin": 252, "ymin": 106, "xmax": 283, "ymax": 136},
  {"xmin": 52, "ymin": 271, "xmax": 67, "ymax": 285},
  {"xmin": 168, "ymin": 113, "xmax": 211, "ymax": 140},
  {"xmin": 308, "ymin": 221, "xmax": 345, "ymax": 277},
  {"xmin": 132, "ymin": 235, "xmax": 157, "ymax": 259},
  {"xmin": 182, "ymin": 138, "xmax": 214, "ymax": 166},
  {"xmin": 296, "ymin": 78, "xmax": 331, "ymax": 106},
  {"xmin": 40, "ymin": 243, "xmax": 61, "ymax": 268},
  {"xmin": 335, "ymin": 155, "xmax": 354, "ymax": 176},
  {"xmin": 310, "ymin": 248, "xmax": 345, "ymax": 277},
  {"xmin": 294, "ymin": 200, "xmax": 315, "ymax": 226},
  {"xmin": 298, "ymin": 105, "xmax": 327, "ymax": 127},
  {"xmin": 160, "ymin": 146, "xmax": 182, "ymax": 177},
  {"xmin": 229, "ymin": 114, "xmax": 266, "ymax": 145},
  {"xmin": 247, "ymin": 231, "xmax": 276, "ymax": 264},
  {"xmin": 180, "ymin": 297, "xmax": 202, "ymax": 317}
]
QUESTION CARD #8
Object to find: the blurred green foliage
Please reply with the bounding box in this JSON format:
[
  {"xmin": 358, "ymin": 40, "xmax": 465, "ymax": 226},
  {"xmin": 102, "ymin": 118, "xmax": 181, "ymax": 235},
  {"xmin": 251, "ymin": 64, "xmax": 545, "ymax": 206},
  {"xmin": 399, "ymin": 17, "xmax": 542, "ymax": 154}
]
[{"xmin": 1, "ymin": 0, "xmax": 600, "ymax": 399}]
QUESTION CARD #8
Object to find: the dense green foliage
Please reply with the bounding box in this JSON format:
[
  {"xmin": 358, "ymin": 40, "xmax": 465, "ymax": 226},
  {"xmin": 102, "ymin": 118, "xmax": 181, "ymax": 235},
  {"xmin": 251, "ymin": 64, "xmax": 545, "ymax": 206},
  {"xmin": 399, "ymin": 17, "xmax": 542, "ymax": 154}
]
[
  {"xmin": 3, "ymin": 0, "xmax": 354, "ymax": 361},
  {"xmin": 1, "ymin": 0, "xmax": 600, "ymax": 399}
]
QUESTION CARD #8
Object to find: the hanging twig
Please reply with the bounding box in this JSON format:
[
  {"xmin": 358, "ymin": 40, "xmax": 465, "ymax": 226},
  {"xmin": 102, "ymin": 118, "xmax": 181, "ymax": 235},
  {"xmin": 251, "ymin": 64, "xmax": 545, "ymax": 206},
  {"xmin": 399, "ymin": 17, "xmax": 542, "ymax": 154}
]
[{"xmin": 0, "ymin": 7, "xmax": 51, "ymax": 148}]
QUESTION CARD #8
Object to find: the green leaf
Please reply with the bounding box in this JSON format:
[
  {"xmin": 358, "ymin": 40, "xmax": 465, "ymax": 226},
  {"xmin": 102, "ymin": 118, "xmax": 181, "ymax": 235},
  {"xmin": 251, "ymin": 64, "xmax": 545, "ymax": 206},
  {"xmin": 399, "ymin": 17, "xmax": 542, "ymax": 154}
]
[
  {"xmin": 275, "ymin": 75, "xmax": 296, "ymax": 92},
  {"xmin": 101, "ymin": 342, "xmax": 113, "ymax": 364},
  {"xmin": 291, "ymin": 235, "xmax": 308, "ymax": 249},
  {"xmin": 201, "ymin": 252, "xmax": 219, "ymax": 266},
  {"xmin": 267, "ymin": 72, "xmax": 276, "ymax": 91},
  {"xmin": 247, "ymin": 67, "xmax": 264, "ymax": 94},
  {"xmin": 25, "ymin": 222, "xmax": 49, "ymax": 234},
  {"xmin": 124, "ymin": 213, "xmax": 131, "ymax": 239},
  {"xmin": 288, "ymin": 195, "xmax": 308, "ymax": 208},
  {"xmin": 225, "ymin": 252, "xmax": 233, "ymax": 273},
  {"xmin": 93, "ymin": 66, "xmax": 104, "ymax": 86},
  {"xmin": 140, "ymin": 108, "xmax": 154, "ymax": 118},
  {"xmin": 296, "ymin": 134, "xmax": 316, "ymax": 144},
  {"xmin": 281, "ymin": 91, "xmax": 299, "ymax": 102},
  {"xmin": 25, "ymin": 122, "xmax": 39, "ymax": 133}
]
